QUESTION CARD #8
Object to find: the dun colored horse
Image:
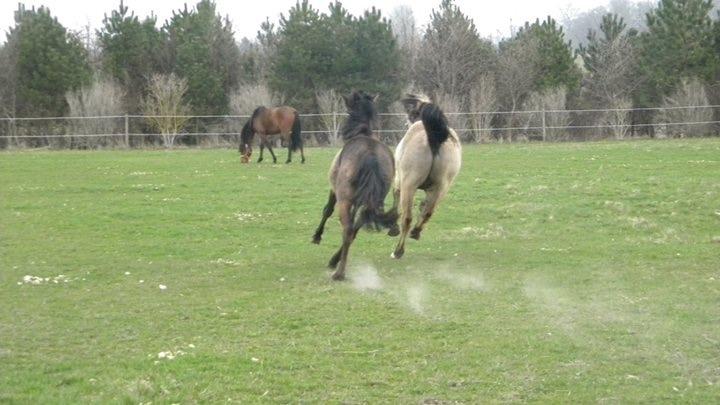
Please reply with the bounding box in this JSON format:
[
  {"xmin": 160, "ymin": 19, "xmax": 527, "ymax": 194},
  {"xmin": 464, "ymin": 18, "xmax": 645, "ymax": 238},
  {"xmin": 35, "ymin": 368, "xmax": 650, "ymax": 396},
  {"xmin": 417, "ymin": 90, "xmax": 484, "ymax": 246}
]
[
  {"xmin": 389, "ymin": 94, "xmax": 462, "ymax": 259},
  {"xmin": 239, "ymin": 106, "xmax": 305, "ymax": 164},
  {"xmin": 312, "ymin": 91, "xmax": 398, "ymax": 280}
]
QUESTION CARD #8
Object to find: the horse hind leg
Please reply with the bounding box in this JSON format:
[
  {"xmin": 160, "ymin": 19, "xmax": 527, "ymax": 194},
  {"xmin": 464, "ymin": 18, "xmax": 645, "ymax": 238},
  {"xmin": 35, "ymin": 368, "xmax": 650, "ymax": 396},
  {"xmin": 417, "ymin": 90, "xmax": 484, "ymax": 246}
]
[
  {"xmin": 387, "ymin": 187, "xmax": 400, "ymax": 237},
  {"xmin": 330, "ymin": 202, "xmax": 357, "ymax": 280},
  {"xmin": 392, "ymin": 185, "xmax": 416, "ymax": 259},
  {"xmin": 312, "ymin": 191, "xmax": 336, "ymax": 244},
  {"xmin": 410, "ymin": 185, "xmax": 448, "ymax": 240},
  {"xmin": 328, "ymin": 205, "xmax": 361, "ymax": 269}
]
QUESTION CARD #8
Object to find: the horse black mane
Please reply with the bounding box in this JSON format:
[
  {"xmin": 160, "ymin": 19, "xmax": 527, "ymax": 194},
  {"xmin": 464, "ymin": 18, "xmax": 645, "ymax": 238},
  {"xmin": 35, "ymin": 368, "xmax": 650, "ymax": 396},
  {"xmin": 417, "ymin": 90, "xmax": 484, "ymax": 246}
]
[
  {"xmin": 239, "ymin": 106, "xmax": 266, "ymax": 153},
  {"xmin": 401, "ymin": 94, "xmax": 449, "ymax": 156},
  {"xmin": 341, "ymin": 91, "xmax": 378, "ymax": 140}
]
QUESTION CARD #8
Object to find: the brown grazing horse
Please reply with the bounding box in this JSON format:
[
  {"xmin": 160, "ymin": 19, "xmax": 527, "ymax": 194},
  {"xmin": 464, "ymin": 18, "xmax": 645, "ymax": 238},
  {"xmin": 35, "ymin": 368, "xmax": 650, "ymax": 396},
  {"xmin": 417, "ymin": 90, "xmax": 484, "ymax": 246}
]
[
  {"xmin": 389, "ymin": 94, "xmax": 462, "ymax": 259},
  {"xmin": 239, "ymin": 106, "xmax": 305, "ymax": 164},
  {"xmin": 311, "ymin": 91, "xmax": 398, "ymax": 280}
]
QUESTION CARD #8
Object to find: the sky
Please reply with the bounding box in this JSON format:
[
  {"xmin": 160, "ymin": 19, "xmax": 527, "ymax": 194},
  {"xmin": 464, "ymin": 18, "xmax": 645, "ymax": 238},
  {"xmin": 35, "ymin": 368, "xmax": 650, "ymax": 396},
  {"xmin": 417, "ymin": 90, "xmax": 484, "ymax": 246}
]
[{"xmin": 1, "ymin": 0, "xmax": 620, "ymax": 42}]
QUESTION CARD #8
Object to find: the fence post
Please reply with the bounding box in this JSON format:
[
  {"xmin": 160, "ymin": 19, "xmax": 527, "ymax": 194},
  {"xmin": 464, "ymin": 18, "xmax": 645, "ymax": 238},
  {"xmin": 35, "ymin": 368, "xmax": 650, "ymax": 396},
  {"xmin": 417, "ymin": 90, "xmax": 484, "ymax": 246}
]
[
  {"xmin": 124, "ymin": 114, "xmax": 129, "ymax": 148},
  {"xmin": 332, "ymin": 110, "xmax": 338, "ymax": 146},
  {"xmin": 541, "ymin": 108, "xmax": 547, "ymax": 142},
  {"xmin": 10, "ymin": 117, "xmax": 16, "ymax": 148}
]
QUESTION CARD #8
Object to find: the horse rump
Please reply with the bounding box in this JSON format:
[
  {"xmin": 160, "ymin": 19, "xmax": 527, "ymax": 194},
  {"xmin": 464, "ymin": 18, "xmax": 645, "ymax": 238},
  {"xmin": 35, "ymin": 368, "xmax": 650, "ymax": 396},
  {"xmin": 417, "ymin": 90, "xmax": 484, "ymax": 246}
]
[
  {"xmin": 289, "ymin": 111, "xmax": 302, "ymax": 152},
  {"xmin": 352, "ymin": 155, "xmax": 398, "ymax": 231}
]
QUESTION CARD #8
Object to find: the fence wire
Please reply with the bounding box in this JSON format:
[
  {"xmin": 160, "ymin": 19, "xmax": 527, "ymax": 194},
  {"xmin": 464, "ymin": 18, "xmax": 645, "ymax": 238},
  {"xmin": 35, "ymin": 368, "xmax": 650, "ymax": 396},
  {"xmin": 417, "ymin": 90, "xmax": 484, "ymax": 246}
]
[{"xmin": 1, "ymin": 105, "xmax": 718, "ymax": 148}]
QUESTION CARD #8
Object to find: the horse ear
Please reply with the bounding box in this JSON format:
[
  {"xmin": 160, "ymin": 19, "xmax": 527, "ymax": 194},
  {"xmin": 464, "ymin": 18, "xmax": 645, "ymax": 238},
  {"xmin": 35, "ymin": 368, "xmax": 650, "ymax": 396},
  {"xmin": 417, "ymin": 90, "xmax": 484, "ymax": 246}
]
[{"xmin": 401, "ymin": 97, "xmax": 418, "ymax": 114}]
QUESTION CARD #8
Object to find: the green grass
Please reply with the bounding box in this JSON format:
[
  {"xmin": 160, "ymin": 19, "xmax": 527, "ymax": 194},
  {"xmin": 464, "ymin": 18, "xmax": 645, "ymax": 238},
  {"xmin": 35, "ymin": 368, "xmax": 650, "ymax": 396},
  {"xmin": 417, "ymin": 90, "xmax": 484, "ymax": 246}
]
[{"xmin": 1, "ymin": 139, "xmax": 719, "ymax": 403}]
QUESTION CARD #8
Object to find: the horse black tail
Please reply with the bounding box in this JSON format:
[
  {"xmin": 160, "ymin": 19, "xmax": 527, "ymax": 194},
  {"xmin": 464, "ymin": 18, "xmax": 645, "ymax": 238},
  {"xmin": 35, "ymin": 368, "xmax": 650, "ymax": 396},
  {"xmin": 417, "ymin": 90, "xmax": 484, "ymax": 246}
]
[
  {"xmin": 289, "ymin": 111, "xmax": 302, "ymax": 152},
  {"xmin": 421, "ymin": 103, "xmax": 450, "ymax": 156},
  {"xmin": 240, "ymin": 106, "xmax": 265, "ymax": 153},
  {"xmin": 353, "ymin": 155, "xmax": 398, "ymax": 231}
]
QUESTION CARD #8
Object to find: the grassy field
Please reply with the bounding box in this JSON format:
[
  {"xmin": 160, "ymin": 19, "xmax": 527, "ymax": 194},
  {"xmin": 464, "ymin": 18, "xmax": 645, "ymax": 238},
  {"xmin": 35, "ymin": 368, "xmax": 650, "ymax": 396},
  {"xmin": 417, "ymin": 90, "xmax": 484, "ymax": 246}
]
[{"xmin": 1, "ymin": 139, "xmax": 719, "ymax": 403}]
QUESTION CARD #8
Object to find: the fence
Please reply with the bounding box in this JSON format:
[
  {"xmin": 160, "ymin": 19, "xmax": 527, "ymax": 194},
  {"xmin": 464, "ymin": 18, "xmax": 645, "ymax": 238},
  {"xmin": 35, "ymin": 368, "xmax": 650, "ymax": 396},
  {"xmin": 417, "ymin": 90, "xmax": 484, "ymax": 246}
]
[{"xmin": 1, "ymin": 105, "xmax": 719, "ymax": 149}]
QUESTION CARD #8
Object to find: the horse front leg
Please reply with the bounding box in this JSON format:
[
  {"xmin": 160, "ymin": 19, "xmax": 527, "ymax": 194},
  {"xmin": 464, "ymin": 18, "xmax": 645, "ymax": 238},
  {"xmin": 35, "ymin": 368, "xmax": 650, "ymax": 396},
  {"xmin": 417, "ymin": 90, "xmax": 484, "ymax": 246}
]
[
  {"xmin": 257, "ymin": 140, "xmax": 265, "ymax": 163},
  {"xmin": 285, "ymin": 145, "xmax": 292, "ymax": 164},
  {"xmin": 265, "ymin": 140, "xmax": 277, "ymax": 164},
  {"xmin": 312, "ymin": 191, "xmax": 336, "ymax": 244}
]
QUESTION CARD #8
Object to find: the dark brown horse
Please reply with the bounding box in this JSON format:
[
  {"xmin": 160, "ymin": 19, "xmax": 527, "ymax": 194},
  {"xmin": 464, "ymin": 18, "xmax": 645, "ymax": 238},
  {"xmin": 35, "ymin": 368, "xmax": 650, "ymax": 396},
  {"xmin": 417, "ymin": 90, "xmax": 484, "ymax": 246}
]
[
  {"xmin": 239, "ymin": 106, "xmax": 305, "ymax": 164},
  {"xmin": 312, "ymin": 91, "xmax": 398, "ymax": 280}
]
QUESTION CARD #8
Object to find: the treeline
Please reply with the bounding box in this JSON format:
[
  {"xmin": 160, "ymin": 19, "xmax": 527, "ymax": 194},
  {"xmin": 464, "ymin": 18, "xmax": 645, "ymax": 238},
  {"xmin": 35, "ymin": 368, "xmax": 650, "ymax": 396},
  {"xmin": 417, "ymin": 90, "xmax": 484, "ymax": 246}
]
[{"xmin": 1, "ymin": 0, "xmax": 720, "ymax": 147}]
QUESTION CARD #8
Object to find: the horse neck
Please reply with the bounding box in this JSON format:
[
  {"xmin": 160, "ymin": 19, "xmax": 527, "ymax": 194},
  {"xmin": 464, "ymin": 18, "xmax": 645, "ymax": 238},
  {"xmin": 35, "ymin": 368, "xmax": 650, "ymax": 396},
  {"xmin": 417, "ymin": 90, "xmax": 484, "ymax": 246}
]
[
  {"xmin": 241, "ymin": 120, "xmax": 255, "ymax": 144},
  {"xmin": 342, "ymin": 113, "xmax": 377, "ymax": 140}
]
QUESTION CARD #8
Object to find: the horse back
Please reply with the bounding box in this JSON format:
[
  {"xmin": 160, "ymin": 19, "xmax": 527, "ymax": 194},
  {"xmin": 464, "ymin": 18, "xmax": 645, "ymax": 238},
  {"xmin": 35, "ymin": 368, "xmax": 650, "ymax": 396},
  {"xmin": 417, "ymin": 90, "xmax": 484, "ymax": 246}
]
[
  {"xmin": 264, "ymin": 106, "xmax": 297, "ymax": 135},
  {"xmin": 253, "ymin": 106, "xmax": 297, "ymax": 135},
  {"xmin": 397, "ymin": 121, "xmax": 461, "ymax": 189},
  {"xmin": 331, "ymin": 137, "xmax": 394, "ymax": 199}
]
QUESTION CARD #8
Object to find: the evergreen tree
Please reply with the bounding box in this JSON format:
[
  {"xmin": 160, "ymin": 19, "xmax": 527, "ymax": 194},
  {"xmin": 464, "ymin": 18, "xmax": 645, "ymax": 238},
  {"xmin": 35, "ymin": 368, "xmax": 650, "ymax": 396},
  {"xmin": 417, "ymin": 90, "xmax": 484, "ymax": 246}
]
[
  {"xmin": 514, "ymin": 17, "xmax": 582, "ymax": 92},
  {"xmin": 579, "ymin": 14, "xmax": 636, "ymax": 74},
  {"xmin": 5, "ymin": 4, "xmax": 91, "ymax": 117},
  {"xmin": 343, "ymin": 8, "xmax": 402, "ymax": 104},
  {"xmin": 270, "ymin": 1, "xmax": 401, "ymax": 110},
  {"xmin": 639, "ymin": 0, "xmax": 717, "ymax": 105},
  {"xmin": 269, "ymin": 1, "xmax": 327, "ymax": 110},
  {"xmin": 164, "ymin": 0, "xmax": 241, "ymax": 115},
  {"xmin": 0, "ymin": 34, "xmax": 19, "ymax": 117},
  {"xmin": 98, "ymin": 1, "xmax": 164, "ymax": 112}
]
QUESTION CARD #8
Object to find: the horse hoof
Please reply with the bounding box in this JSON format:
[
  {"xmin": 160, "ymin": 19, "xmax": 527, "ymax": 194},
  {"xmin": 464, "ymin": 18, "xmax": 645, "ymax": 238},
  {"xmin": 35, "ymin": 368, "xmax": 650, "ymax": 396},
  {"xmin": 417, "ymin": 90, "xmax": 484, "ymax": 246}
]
[
  {"xmin": 257, "ymin": 158, "xmax": 263, "ymax": 163},
  {"xmin": 301, "ymin": 159, "xmax": 306, "ymax": 164},
  {"xmin": 331, "ymin": 272, "xmax": 345, "ymax": 281},
  {"xmin": 312, "ymin": 235, "xmax": 321, "ymax": 244},
  {"xmin": 410, "ymin": 229, "xmax": 421, "ymax": 240},
  {"xmin": 391, "ymin": 249, "xmax": 404, "ymax": 259},
  {"xmin": 387, "ymin": 227, "xmax": 400, "ymax": 237},
  {"xmin": 285, "ymin": 160, "xmax": 291, "ymax": 164}
]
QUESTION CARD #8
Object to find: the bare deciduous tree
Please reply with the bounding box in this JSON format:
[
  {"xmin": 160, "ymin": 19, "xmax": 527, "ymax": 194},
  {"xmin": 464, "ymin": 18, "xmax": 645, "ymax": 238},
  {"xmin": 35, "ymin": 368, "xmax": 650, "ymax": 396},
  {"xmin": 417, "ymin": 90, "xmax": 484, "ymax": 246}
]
[
  {"xmin": 387, "ymin": 100, "xmax": 410, "ymax": 144},
  {"xmin": 523, "ymin": 87, "xmax": 569, "ymax": 141},
  {"xmin": 583, "ymin": 35, "xmax": 638, "ymax": 105},
  {"xmin": 434, "ymin": 91, "xmax": 467, "ymax": 139},
  {"xmin": 601, "ymin": 97, "xmax": 632, "ymax": 140},
  {"xmin": 562, "ymin": 0, "xmax": 653, "ymax": 48},
  {"xmin": 142, "ymin": 73, "xmax": 190, "ymax": 148},
  {"xmin": 229, "ymin": 82, "xmax": 279, "ymax": 116},
  {"xmin": 416, "ymin": 1, "xmax": 495, "ymax": 108},
  {"xmin": 315, "ymin": 89, "xmax": 343, "ymax": 146},
  {"xmin": 391, "ymin": 6, "xmax": 420, "ymax": 84},
  {"xmin": 469, "ymin": 75, "xmax": 496, "ymax": 143},
  {"xmin": 656, "ymin": 78, "xmax": 713, "ymax": 138},
  {"xmin": 65, "ymin": 76, "xmax": 125, "ymax": 148},
  {"xmin": 496, "ymin": 37, "xmax": 540, "ymax": 141},
  {"xmin": 578, "ymin": 14, "xmax": 639, "ymax": 140}
]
